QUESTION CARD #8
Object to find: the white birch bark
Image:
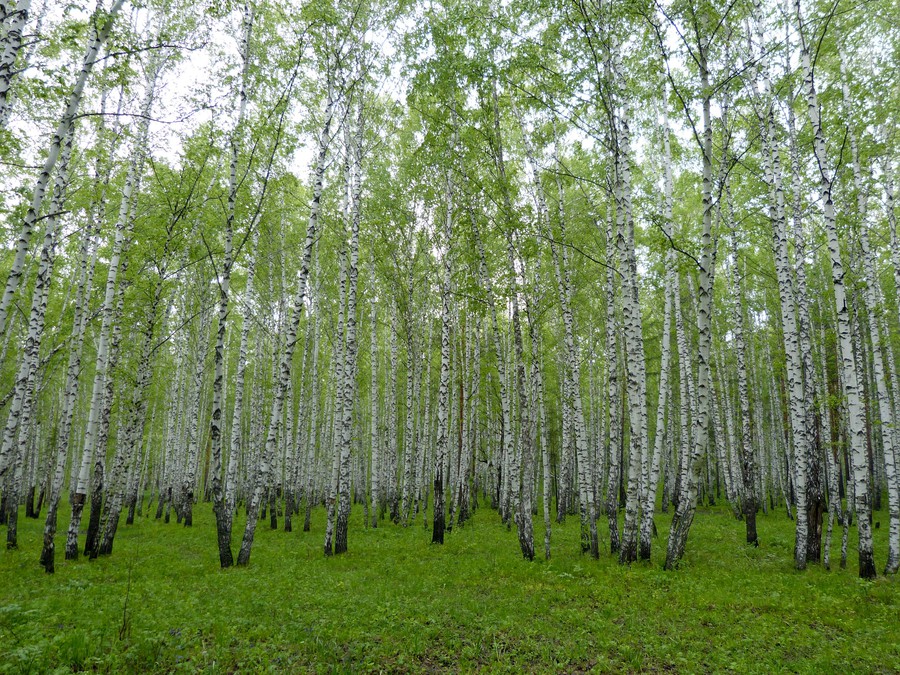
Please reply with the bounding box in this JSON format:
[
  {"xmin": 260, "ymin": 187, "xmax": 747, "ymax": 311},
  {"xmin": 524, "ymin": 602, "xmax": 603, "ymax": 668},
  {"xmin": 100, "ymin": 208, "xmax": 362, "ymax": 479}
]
[
  {"xmin": 98, "ymin": 295, "xmax": 169, "ymax": 555},
  {"xmin": 638, "ymin": 88, "xmax": 676, "ymax": 559},
  {"xmin": 85, "ymin": 260, "xmax": 127, "ymax": 557},
  {"xmin": 302, "ymin": 292, "xmax": 322, "ymax": 532},
  {"xmin": 369, "ymin": 259, "xmax": 380, "ymax": 527},
  {"xmin": 335, "ymin": 101, "xmax": 363, "ymax": 554},
  {"xmin": 0, "ymin": 0, "xmax": 30, "ymax": 130},
  {"xmin": 432, "ymin": 161, "xmax": 454, "ymax": 545},
  {"xmin": 468, "ymin": 188, "xmax": 514, "ymax": 534},
  {"xmin": 664, "ymin": 33, "xmax": 715, "ymax": 569},
  {"xmin": 40, "ymin": 216, "xmax": 98, "ymax": 571},
  {"xmin": 795, "ymin": 0, "xmax": 876, "ymax": 578},
  {"xmin": 4, "ymin": 142, "xmax": 63, "ymax": 548},
  {"xmin": 226, "ymin": 225, "xmax": 259, "ymax": 519},
  {"xmin": 769, "ymin": 165, "xmax": 813, "ymax": 557},
  {"xmin": 0, "ymin": 0, "xmax": 125, "ymax": 342},
  {"xmin": 818, "ymin": 326, "xmax": 842, "ymax": 571},
  {"xmin": 611, "ymin": 89, "xmax": 648, "ymax": 564},
  {"xmin": 837, "ymin": 50, "xmax": 899, "ymax": 573},
  {"xmin": 237, "ymin": 85, "xmax": 335, "ymax": 566},
  {"xmin": 210, "ymin": 2, "xmax": 253, "ymax": 568},
  {"xmin": 505, "ymin": 232, "xmax": 534, "ymax": 560},
  {"xmin": 64, "ymin": 61, "xmax": 153, "ymax": 560},
  {"xmin": 0, "ymin": 125, "xmax": 72, "ymax": 490},
  {"xmin": 386, "ymin": 311, "xmax": 400, "ymax": 522},
  {"xmin": 605, "ymin": 211, "xmax": 623, "ymax": 552}
]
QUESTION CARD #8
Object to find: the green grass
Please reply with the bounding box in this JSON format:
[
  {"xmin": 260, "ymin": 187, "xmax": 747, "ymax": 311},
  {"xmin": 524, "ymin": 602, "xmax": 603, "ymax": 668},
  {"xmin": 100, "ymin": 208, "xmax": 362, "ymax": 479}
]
[{"xmin": 1, "ymin": 500, "xmax": 898, "ymax": 673}]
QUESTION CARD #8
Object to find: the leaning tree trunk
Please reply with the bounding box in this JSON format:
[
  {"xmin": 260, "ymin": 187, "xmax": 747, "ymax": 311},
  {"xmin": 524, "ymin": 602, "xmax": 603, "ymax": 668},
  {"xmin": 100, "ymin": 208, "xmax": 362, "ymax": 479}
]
[
  {"xmin": 66, "ymin": 69, "xmax": 152, "ymax": 561},
  {"xmin": 85, "ymin": 266, "xmax": 129, "ymax": 559},
  {"xmin": 664, "ymin": 38, "xmax": 715, "ymax": 570},
  {"xmin": 0, "ymin": 0, "xmax": 124, "ymax": 344},
  {"xmin": 237, "ymin": 85, "xmax": 334, "ymax": 566},
  {"xmin": 0, "ymin": 124, "xmax": 72, "ymax": 516},
  {"xmin": 96, "ymin": 48, "xmax": 168, "ymax": 557},
  {"xmin": 98, "ymin": 294, "xmax": 168, "ymax": 555},
  {"xmin": 40, "ymin": 209, "xmax": 98, "ymax": 572},
  {"xmin": 0, "ymin": 0, "xmax": 31, "ymax": 131},
  {"xmin": 4, "ymin": 147, "xmax": 64, "ymax": 547}
]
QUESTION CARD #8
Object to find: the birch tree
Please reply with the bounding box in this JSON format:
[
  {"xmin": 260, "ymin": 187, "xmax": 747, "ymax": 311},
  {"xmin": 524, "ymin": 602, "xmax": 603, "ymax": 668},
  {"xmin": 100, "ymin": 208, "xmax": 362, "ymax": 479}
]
[{"xmin": 0, "ymin": 0, "xmax": 125, "ymax": 348}]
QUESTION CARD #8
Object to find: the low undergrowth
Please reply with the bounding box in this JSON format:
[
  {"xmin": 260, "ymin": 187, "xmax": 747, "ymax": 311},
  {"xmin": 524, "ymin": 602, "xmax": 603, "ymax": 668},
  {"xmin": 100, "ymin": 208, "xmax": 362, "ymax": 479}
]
[{"xmin": 1, "ymin": 499, "xmax": 897, "ymax": 673}]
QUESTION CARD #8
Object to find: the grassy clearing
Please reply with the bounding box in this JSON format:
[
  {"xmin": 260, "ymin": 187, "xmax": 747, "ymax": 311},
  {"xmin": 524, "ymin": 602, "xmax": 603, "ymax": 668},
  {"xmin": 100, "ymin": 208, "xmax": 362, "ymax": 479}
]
[{"xmin": 1, "ymin": 500, "xmax": 898, "ymax": 673}]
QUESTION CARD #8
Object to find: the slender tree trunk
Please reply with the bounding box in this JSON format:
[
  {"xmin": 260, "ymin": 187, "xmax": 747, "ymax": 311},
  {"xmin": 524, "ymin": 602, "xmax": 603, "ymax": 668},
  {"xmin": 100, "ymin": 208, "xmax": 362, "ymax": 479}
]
[
  {"xmin": 210, "ymin": 3, "xmax": 253, "ymax": 569},
  {"xmin": 0, "ymin": 0, "xmax": 31, "ymax": 130},
  {"xmin": 664, "ymin": 38, "xmax": 715, "ymax": 570},
  {"xmin": 335, "ymin": 102, "xmax": 363, "ymax": 555},
  {"xmin": 605, "ymin": 212, "xmax": 622, "ymax": 553},
  {"xmin": 369, "ymin": 259, "xmax": 380, "ymax": 528},
  {"xmin": 40, "ymin": 212, "xmax": 98, "ymax": 571},
  {"xmin": 237, "ymin": 86, "xmax": 334, "ymax": 566},
  {"xmin": 432, "ymin": 158, "xmax": 454, "ymax": 545},
  {"xmin": 64, "ymin": 68, "xmax": 152, "ymax": 560},
  {"xmin": 795, "ymin": 0, "xmax": 875, "ymax": 578},
  {"xmin": 5, "ymin": 146, "xmax": 64, "ymax": 547},
  {"xmin": 0, "ymin": 0, "xmax": 124, "ymax": 346}
]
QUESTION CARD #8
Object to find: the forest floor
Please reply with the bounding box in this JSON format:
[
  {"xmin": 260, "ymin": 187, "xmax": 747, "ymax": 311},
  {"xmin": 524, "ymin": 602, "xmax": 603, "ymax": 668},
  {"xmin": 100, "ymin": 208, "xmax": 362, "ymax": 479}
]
[{"xmin": 1, "ymin": 499, "xmax": 898, "ymax": 673}]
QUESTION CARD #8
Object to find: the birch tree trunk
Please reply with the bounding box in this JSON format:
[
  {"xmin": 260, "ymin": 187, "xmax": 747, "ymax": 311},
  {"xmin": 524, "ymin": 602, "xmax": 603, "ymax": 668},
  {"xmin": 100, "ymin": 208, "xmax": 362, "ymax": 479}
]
[
  {"xmin": 760, "ymin": 66, "xmax": 809, "ymax": 568},
  {"xmin": 818, "ymin": 325, "xmax": 843, "ymax": 571},
  {"xmin": 335, "ymin": 101, "xmax": 363, "ymax": 555},
  {"xmin": 664, "ymin": 34, "xmax": 715, "ymax": 570},
  {"xmin": 65, "ymin": 62, "xmax": 153, "ymax": 560},
  {"xmin": 4, "ymin": 128, "xmax": 68, "ymax": 547},
  {"xmin": 0, "ymin": 124, "xmax": 72, "ymax": 514},
  {"xmin": 468, "ymin": 182, "xmax": 514, "ymax": 537},
  {"xmin": 720, "ymin": 83, "xmax": 758, "ymax": 546},
  {"xmin": 837, "ymin": 50, "xmax": 899, "ymax": 573},
  {"xmin": 432, "ymin": 161, "xmax": 454, "ymax": 546},
  {"xmin": 612, "ymin": 90, "xmax": 648, "ymax": 565},
  {"xmin": 0, "ymin": 0, "xmax": 30, "ymax": 130},
  {"xmin": 85, "ymin": 262, "xmax": 128, "ymax": 558},
  {"xmin": 639, "ymin": 98, "xmax": 675, "ymax": 559},
  {"xmin": 40, "ymin": 213, "xmax": 98, "ymax": 572},
  {"xmin": 237, "ymin": 85, "xmax": 334, "ymax": 566},
  {"xmin": 506, "ymin": 233, "xmax": 534, "ymax": 560},
  {"xmin": 209, "ymin": 2, "xmax": 253, "ymax": 569},
  {"xmin": 795, "ymin": 0, "xmax": 876, "ymax": 578},
  {"xmin": 226, "ymin": 224, "xmax": 260, "ymax": 524},
  {"xmin": 302, "ymin": 291, "xmax": 322, "ymax": 533},
  {"xmin": 369, "ymin": 259, "xmax": 380, "ymax": 528},
  {"xmin": 605, "ymin": 212, "xmax": 622, "ymax": 553},
  {"xmin": 0, "ymin": 0, "xmax": 125, "ymax": 344}
]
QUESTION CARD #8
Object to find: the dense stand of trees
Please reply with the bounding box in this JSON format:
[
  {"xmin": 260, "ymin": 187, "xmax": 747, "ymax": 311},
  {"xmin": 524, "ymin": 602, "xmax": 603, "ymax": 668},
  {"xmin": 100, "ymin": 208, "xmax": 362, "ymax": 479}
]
[{"xmin": 0, "ymin": 0, "xmax": 898, "ymax": 580}]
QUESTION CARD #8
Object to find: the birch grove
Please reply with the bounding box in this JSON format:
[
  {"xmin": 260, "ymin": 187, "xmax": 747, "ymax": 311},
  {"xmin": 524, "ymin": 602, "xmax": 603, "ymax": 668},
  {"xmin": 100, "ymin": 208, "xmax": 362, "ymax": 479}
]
[{"xmin": 0, "ymin": 0, "xmax": 897, "ymax": 585}]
